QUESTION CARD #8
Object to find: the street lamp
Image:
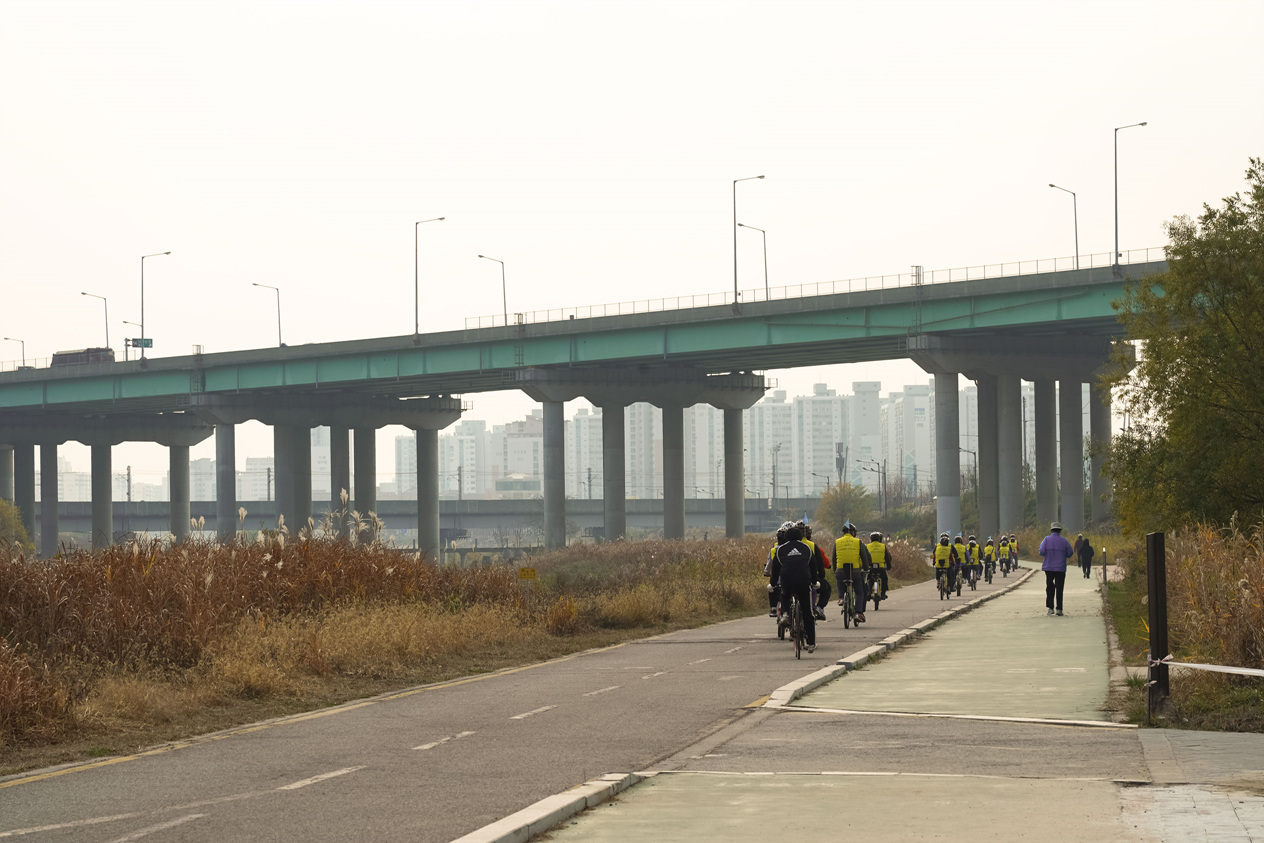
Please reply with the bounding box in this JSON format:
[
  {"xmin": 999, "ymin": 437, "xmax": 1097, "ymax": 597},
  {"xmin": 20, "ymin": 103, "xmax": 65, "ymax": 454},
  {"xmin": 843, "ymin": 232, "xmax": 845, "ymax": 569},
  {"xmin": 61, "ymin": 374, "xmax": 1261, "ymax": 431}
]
[
  {"xmin": 1114, "ymin": 122, "xmax": 1147, "ymax": 271},
  {"xmin": 140, "ymin": 251, "xmax": 170, "ymax": 359},
  {"xmin": 855, "ymin": 457, "xmax": 887, "ymax": 515},
  {"xmin": 252, "ymin": 283, "xmax": 283, "ymax": 346},
  {"xmin": 732, "ymin": 175, "xmax": 764, "ymax": 309},
  {"xmin": 1048, "ymin": 184, "xmax": 1079, "ymax": 270},
  {"xmin": 80, "ymin": 292, "xmax": 109, "ymax": 348},
  {"xmin": 477, "ymin": 255, "xmax": 507, "ymax": 325},
  {"xmin": 122, "ymin": 320, "xmax": 141, "ymax": 362},
  {"xmin": 737, "ymin": 223, "xmax": 769, "ymax": 298},
  {"xmin": 414, "ymin": 217, "xmax": 445, "ymax": 335},
  {"xmin": 3, "ymin": 337, "xmax": 24, "ymax": 367}
]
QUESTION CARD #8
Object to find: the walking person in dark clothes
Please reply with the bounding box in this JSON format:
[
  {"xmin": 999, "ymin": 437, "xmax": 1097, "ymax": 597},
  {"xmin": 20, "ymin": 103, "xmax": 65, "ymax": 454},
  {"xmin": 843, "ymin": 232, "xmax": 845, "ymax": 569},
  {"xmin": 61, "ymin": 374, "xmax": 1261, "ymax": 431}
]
[
  {"xmin": 1078, "ymin": 535, "xmax": 1095, "ymax": 579},
  {"xmin": 1039, "ymin": 522, "xmax": 1074, "ymax": 616}
]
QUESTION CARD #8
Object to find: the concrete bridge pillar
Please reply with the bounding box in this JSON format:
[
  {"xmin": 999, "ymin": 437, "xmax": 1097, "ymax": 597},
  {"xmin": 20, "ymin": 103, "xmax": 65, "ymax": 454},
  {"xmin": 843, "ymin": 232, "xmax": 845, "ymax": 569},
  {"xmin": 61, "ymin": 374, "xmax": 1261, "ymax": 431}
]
[
  {"xmin": 90, "ymin": 444, "xmax": 111, "ymax": 549},
  {"xmin": 353, "ymin": 427, "xmax": 376, "ymax": 540},
  {"xmin": 724, "ymin": 408, "xmax": 745, "ymax": 538},
  {"xmin": 601, "ymin": 405, "xmax": 626, "ymax": 541},
  {"xmin": 1059, "ymin": 380, "xmax": 1084, "ymax": 532},
  {"xmin": 292, "ymin": 426, "xmax": 312, "ymax": 532},
  {"xmin": 543, "ymin": 400, "xmax": 566, "ymax": 549},
  {"xmin": 1034, "ymin": 380, "xmax": 1057, "ymax": 527},
  {"xmin": 997, "ymin": 374, "xmax": 1023, "ymax": 534},
  {"xmin": 416, "ymin": 427, "xmax": 439, "ymax": 558},
  {"xmin": 662, "ymin": 405, "xmax": 685, "ymax": 539},
  {"xmin": 330, "ymin": 425, "xmax": 350, "ymax": 512},
  {"xmin": 977, "ymin": 375, "xmax": 999, "ymax": 540},
  {"xmin": 0, "ymin": 445, "xmax": 13, "ymax": 502},
  {"xmin": 215, "ymin": 424, "xmax": 236, "ymax": 541},
  {"xmin": 273, "ymin": 425, "xmax": 295, "ymax": 532},
  {"xmin": 40, "ymin": 444, "xmax": 58, "ymax": 557},
  {"xmin": 934, "ymin": 373, "xmax": 961, "ymax": 537},
  {"xmin": 170, "ymin": 444, "xmax": 190, "ymax": 543},
  {"xmin": 13, "ymin": 444, "xmax": 35, "ymax": 545},
  {"xmin": 1090, "ymin": 382, "xmax": 1112, "ymax": 524}
]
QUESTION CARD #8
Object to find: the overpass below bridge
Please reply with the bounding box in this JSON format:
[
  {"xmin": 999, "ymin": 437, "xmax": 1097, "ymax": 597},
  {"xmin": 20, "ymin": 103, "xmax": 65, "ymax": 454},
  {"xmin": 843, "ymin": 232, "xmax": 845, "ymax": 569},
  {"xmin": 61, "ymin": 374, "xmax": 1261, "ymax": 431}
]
[{"xmin": 0, "ymin": 250, "xmax": 1166, "ymax": 556}]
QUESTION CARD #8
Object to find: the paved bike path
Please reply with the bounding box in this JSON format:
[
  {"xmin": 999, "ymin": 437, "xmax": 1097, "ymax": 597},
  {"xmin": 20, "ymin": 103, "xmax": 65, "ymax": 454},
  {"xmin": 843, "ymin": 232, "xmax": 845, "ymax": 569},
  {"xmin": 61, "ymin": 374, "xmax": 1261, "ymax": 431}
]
[{"xmin": 525, "ymin": 566, "xmax": 1264, "ymax": 843}]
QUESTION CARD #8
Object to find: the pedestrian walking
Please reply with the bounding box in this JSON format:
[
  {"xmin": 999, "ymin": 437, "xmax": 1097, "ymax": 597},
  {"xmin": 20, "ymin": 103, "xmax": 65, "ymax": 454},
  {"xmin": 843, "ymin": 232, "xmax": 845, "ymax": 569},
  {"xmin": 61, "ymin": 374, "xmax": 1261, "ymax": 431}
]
[
  {"xmin": 1078, "ymin": 535, "xmax": 1095, "ymax": 579},
  {"xmin": 1038, "ymin": 522, "xmax": 1073, "ymax": 616}
]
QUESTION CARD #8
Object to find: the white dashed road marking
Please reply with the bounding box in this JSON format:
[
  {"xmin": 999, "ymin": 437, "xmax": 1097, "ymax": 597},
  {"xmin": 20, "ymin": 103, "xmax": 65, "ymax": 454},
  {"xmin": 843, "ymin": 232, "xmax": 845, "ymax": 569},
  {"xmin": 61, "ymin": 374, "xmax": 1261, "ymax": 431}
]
[
  {"xmin": 511, "ymin": 706, "xmax": 556, "ymax": 720},
  {"xmin": 102, "ymin": 814, "xmax": 205, "ymax": 843},
  {"xmin": 641, "ymin": 671, "xmax": 666, "ymax": 680},
  {"xmin": 583, "ymin": 686, "xmax": 620, "ymax": 697},
  {"xmin": 278, "ymin": 766, "xmax": 367, "ymax": 790},
  {"xmin": 413, "ymin": 731, "xmax": 477, "ymax": 751}
]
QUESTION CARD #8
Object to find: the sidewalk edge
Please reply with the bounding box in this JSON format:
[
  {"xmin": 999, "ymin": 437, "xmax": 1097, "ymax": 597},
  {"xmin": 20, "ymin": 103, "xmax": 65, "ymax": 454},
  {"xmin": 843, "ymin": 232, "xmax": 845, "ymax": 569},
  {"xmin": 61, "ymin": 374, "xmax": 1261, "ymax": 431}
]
[{"xmin": 449, "ymin": 772, "xmax": 648, "ymax": 843}]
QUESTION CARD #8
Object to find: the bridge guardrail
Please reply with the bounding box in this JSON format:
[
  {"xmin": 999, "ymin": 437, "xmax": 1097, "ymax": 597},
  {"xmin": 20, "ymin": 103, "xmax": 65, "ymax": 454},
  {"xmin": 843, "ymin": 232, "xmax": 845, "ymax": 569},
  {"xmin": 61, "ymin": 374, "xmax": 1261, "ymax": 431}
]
[{"xmin": 462, "ymin": 246, "xmax": 1167, "ymax": 330}]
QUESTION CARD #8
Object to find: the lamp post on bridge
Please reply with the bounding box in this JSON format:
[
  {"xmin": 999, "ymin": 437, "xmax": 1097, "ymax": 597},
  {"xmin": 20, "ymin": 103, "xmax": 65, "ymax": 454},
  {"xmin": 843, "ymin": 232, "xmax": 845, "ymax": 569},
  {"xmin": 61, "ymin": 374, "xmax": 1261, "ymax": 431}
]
[
  {"xmin": 732, "ymin": 175, "xmax": 764, "ymax": 310},
  {"xmin": 1048, "ymin": 184, "xmax": 1079, "ymax": 270},
  {"xmin": 80, "ymin": 292, "xmax": 109, "ymax": 349},
  {"xmin": 414, "ymin": 217, "xmax": 445, "ymax": 335},
  {"xmin": 737, "ymin": 222, "xmax": 769, "ymax": 299},
  {"xmin": 122, "ymin": 320, "xmax": 141, "ymax": 362},
  {"xmin": 477, "ymin": 255, "xmax": 508, "ymax": 325},
  {"xmin": 1114, "ymin": 122, "xmax": 1147, "ymax": 274},
  {"xmin": 3, "ymin": 337, "xmax": 24, "ymax": 367},
  {"xmin": 140, "ymin": 251, "xmax": 170, "ymax": 359},
  {"xmin": 252, "ymin": 283, "xmax": 283, "ymax": 346}
]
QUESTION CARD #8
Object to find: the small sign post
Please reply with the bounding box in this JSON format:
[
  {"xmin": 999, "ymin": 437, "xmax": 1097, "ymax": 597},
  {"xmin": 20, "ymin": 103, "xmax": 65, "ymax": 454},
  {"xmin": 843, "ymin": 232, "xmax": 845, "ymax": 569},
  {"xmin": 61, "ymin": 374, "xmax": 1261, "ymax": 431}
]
[{"xmin": 518, "ymin": 566, "xmax": 536, "ymax": 601}]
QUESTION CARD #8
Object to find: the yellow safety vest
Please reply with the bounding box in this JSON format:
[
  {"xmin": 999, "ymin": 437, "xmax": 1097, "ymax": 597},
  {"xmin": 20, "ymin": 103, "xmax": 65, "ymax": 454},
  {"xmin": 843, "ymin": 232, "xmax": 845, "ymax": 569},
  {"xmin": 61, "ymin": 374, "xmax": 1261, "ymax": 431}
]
[
  {"xmin": 965, "ymin": 543, "xmax": 979, "ymax": 564},
  {"xmin": 835, "ymin": 535, "xmax": 861, "ymax": 568},
  {"xmin": 983, "ymin": 545, "xmax": 995, "ymax": 562},
  {"xmin": 934, "ymin": 543, "xmax": 952, "ymax": 568},
  {"xmin": 867, "ymin": 541, "xmax": 887, "ymax": 569}
]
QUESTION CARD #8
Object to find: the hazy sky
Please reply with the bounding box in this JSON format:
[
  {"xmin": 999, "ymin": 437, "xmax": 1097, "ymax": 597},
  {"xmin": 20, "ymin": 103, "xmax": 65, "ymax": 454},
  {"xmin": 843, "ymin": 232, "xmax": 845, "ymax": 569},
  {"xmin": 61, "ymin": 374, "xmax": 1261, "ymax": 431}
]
[{"xmin": 2, "ymin": 0, "xmax": 1261, "ymax": 483}]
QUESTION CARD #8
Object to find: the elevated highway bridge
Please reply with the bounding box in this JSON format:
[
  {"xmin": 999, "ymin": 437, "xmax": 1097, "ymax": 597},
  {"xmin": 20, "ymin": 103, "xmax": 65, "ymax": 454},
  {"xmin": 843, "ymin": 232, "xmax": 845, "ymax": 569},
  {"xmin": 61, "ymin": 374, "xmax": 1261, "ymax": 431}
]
[{"xmin": 0, "ymin": 249, "xmax": 1166, "ymax": 556}]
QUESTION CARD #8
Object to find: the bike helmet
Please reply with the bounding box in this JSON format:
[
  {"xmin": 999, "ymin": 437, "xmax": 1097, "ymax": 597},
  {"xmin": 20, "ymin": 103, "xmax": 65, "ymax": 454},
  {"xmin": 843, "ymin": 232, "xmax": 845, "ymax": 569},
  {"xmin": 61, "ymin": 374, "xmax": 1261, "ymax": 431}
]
[
  {"xmin": 968, "ymin": 535, "xmax": 976, "ymax": 542},
  {"xmin": 870, "ymin": 531, "xmax": 882, "ymax": 541}
]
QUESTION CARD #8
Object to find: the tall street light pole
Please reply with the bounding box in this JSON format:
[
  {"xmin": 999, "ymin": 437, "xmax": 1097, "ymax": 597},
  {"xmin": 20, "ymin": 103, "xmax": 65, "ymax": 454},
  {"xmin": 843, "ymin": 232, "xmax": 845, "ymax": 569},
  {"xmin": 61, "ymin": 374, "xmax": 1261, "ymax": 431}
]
[
  {"xmin": 414, "ymin": 217, "xmax": 445, "ymax": 335},
  {"xmin": 252, "ymin": 283, "xmax": 283, "ymax": 346},
  {"xmin": 3, "ymin": 337, "xmax": 24, "ymax": 367},
  {"xmin": 81, "ymin": 292, "xmax": 109, "ymax": 348},
  {"xmin": 140, "ymin": 251, "xmax": 170, "ymax": 359},
  {"xmin": 477, "ymin": 255, "xmax": 507, "ymax": 325},
  {"xmin": 1114, "ymin": 122, "xmax": 1147, "ymax": 273},
  {"xmin": 1048, "ymin": 184, "xmax": 1079, "ymax": 269},
  {"xmin": 737, "ymin": 223, "xmax": 769, "ymax": 298},
  {"xmin": 732, "ymin": 175, "xmax": 764, "ymax": 310}
]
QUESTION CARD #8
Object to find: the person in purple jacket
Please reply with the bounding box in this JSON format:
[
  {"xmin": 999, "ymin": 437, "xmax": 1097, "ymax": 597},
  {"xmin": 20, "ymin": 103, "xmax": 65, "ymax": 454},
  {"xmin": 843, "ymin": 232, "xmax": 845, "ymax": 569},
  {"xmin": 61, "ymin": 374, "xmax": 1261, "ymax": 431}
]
[{"xmin": 1038, "ymin": 521, "xmax": 1074, "ymax": 616}]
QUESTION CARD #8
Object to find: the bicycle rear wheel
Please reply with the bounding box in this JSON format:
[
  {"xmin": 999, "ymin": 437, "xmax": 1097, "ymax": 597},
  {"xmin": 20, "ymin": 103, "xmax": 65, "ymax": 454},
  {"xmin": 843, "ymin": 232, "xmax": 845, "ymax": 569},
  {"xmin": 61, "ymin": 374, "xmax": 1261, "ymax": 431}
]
[
  {"xmin": 843, "ymin": 588, "xmax": 855, "ymax": 628},
  {"xmin": 791, "ymin": 598, "xmax": 803, "ymax": 659}
]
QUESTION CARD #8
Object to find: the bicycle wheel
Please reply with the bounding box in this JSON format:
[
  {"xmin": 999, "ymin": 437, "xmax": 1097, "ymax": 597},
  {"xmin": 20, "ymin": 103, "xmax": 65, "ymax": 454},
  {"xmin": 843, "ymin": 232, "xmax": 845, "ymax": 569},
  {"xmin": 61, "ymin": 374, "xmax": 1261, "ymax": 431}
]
[{"xmin": 844, "ymin": 588, "xmax": 855, "ymax": 628}]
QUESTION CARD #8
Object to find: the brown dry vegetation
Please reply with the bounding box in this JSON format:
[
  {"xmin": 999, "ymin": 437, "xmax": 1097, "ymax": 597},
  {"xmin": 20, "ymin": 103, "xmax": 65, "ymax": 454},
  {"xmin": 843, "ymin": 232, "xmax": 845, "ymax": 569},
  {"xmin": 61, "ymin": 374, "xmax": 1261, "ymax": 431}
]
[
  {"xmin": 0, "ymin": 533, "xmax": 783, "ymax": 771},
  {"xmin": 1107, "ymin": 520, "xmax": 1264, "ymax": 731}
]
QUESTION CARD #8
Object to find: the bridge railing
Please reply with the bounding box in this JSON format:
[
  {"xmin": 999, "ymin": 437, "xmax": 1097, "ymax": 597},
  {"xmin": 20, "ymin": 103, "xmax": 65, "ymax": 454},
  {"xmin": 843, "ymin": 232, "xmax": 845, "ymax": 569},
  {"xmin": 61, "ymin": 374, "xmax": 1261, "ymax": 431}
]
[{"xmin": 463, "ymin": 246, "xmax": 1167, "ymax": 330}]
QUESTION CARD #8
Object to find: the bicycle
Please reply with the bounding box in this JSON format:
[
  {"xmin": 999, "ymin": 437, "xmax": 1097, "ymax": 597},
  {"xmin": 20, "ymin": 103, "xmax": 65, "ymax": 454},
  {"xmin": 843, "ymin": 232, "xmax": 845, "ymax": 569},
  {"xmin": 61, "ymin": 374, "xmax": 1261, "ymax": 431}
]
[
  {"xmin": 783, "ymin": 591, "xmax": 806, "ymax": 659},
  {"xmin": 866, "ymin": 567, "xmax": 885, "ymax": 610},
  {"xmin": 984, "ymin": 558, "xmax": 994, "ymax": 584},
  {"xmin": 936, "ymin": 568, "xmax": 951, "ymax": 600},
  {"xmin": 838, "ymin": 567, "xmax": 857, "ymax": 628},
  {"xmin": 967, "ymin": 565, "xmax": 978, "ymax": 591}
]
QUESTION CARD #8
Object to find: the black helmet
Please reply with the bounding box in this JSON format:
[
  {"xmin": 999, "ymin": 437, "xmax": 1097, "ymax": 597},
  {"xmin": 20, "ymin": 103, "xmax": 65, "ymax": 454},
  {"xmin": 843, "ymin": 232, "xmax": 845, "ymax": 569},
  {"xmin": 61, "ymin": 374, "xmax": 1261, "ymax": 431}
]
[{"xmin": 870, "ymin": 531, "xmax": 882, "ymax": 541}]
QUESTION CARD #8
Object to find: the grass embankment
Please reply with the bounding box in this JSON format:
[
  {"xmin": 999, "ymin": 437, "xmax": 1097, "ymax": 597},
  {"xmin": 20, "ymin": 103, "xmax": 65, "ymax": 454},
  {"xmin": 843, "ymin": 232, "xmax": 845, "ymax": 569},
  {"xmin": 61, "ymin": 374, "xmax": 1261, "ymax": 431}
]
[
  {"xmin": 1101, "ymin": 523, "xmax": 1264, "ymax": 730},
  {"xmin": 0, "ymin": 533, "xmax": 930, "ymax": 774}
]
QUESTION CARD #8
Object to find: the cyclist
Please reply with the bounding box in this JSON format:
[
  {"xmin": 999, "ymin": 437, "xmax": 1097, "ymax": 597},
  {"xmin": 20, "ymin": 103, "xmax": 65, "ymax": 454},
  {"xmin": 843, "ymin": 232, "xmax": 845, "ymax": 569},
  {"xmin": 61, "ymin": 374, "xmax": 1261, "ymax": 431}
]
[
  {"xmin": 965, "ymin": 535, "xmax": 982, "ymax": 586},
  {"xmin": 952, "ymin": 534, "xmax": 967, "ymax": 595},
  {"xmin": 998, "ymin": 535, "xmax": 1010, "ymax": 572},
  {"xmin": 933, "ymin": 531, "xmax": 957, "ymax": 596},
  {"xmin": 768, "ymin": 521, "xmax": 819, "ymax": 652},
  {"xmin": 797, "ymin": 520, "xmax": 832, "ymax": 621},
  {"xmin": 1009, "ymin": 534, "xmax": 1019, "ymax": 568},
  {"xmin": 765, "ymin": 524, "xmax": 788, "ymax": 617},
  {"xmin": 866, "ymin": 531, "xmax": 889, "ymax": 603},
  {"xmin": 983, "ymin": 536, "xmax": 997, "ymax": 577},
  {"xmin": 835, "ymin": 521, "xmax": 871, "ymax": 623}
]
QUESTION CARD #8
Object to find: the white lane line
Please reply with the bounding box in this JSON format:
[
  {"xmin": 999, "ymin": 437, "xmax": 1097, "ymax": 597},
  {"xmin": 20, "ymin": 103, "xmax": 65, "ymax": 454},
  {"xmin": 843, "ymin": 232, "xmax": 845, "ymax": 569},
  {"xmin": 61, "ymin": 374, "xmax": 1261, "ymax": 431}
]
[
  {"xmin": 413, "ymin": 730, "xmax": 477, "ymax": 751},
  {"xmin": 583, "ymin": 686, "xmax": 620, "ymax": 697},
  {"xmin": 510, "ymin": 705, "xmax": 556, "ymax": 720},
  {"xmin": 724, "ymin": 646, "xmax": 744, "ymax": 654},
  {"xmin": 277, "ymin": 766, "xmax": 367, "ymax": 790},
  {"xmin": 102, "ymin": 814, "xmax": 205, "ymax": 843},
  {"xmin": 688, "ymin": 658, "xmax": 713, "ymax": 665},
  {"xmin": 640, "ymin": 671, "xmax": 666, "ymax": 680},
  {"xmin": 0, "ymin": 813, "xmax": 145, "ymax": 839}
]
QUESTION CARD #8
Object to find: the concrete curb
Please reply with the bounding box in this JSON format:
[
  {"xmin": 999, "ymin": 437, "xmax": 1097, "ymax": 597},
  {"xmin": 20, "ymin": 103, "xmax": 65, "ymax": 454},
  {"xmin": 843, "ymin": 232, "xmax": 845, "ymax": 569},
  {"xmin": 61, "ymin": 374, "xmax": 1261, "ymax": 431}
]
[{"xmin": 450, "ymin": 772, "xmax": 647, "ymax": 843}]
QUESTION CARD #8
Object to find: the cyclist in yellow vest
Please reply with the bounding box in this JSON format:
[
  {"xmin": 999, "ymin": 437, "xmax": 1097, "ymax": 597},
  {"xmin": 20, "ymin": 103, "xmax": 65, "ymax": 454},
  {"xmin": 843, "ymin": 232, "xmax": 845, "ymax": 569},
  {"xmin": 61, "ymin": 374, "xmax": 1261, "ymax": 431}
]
[
  {"xmin": 933, "ymin": 532, "xmax": 958, "ymax": 595},
  {"xmin": 1008, "ymin": 534, "xmax": 1019, "ymax": 568},
  {"xmin": 797, "ymin": 520, "xmax": 832, "ymax": 621},
  {"xmin": 952, "ymin": 535, "xmax": 967, "ymax": 595},
  {"xmin": 867, "ymin": 531, "xmax": 889, "ymax": 603},
  {"xmin": 835, "ymin": 521, "xmax": 871, "ymax": 623},
  {"xmin": 983, "ymin": 537, "xmax": 997, "ymax": 578},
  {"xmin": 965, "ymin": 535, "xmax": 982, "ymax": 585}
]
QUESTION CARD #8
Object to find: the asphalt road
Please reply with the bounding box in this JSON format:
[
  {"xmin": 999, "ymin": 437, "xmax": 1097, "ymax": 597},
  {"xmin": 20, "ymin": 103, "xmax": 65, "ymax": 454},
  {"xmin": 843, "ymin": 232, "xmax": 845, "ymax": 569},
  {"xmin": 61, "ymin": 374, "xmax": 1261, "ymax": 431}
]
[{"xmin": 0, "ymin": 569, "xmax": 1020, "ymax": 842}]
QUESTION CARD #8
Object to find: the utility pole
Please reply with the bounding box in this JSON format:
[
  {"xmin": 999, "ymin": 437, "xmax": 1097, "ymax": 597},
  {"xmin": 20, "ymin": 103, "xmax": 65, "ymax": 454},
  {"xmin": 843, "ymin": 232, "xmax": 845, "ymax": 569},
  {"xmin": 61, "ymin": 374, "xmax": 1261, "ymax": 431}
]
[
  {"xmin": 266, "ymin": 467, "xmax": 272, "ymax": 502},
  {"xmin": 587, "ymin": 466, "xmax": 593, "ymax": 500},
  {"xmin": 770, "ymin": 443, "xmax": 781, "ymax": 510}
]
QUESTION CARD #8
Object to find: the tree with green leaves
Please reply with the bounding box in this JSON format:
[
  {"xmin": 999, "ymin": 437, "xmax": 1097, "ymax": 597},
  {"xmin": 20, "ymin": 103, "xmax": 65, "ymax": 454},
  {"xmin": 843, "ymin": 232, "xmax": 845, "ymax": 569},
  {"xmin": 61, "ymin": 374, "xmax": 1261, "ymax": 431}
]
[
  {"xmin": 814, "ymin": 481, "xmax": 875, "ymax": 535},
  {"xmin": 0, "ymin": 498, "xmax": 33, "ymax": 550},
  {"xmin": 1104, "ymin": 158, "xmax": 1264, "ymax": 533}
]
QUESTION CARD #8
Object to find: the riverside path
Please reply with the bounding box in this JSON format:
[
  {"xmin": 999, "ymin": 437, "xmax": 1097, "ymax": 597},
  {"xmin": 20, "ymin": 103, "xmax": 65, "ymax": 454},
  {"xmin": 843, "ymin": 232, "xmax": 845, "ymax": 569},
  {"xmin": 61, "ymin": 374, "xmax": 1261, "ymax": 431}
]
[
  {"xmin": 0, "ymin": 563, "xmax": 1027, "ymax": 842},
  {"xmin": 535, "ymin": 568, "xmax": 1264, "ymax": 843}
]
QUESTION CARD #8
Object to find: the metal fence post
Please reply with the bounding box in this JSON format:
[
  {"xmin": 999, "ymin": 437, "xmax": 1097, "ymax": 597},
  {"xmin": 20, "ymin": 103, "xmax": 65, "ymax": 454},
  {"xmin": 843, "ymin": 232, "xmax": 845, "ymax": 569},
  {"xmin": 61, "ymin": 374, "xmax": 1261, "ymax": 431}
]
[{"xmin": 1145, "ymin": 531, "xmax": 1169, "ymax": 717}]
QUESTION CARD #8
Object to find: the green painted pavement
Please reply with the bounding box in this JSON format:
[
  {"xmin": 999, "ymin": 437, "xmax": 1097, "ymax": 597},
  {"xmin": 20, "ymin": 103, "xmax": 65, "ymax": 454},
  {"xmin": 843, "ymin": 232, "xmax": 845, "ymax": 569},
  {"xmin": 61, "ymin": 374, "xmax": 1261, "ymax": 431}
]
[{"xmin": 793, "ymin": 567, "xmax": 1109, "ymax": 721}]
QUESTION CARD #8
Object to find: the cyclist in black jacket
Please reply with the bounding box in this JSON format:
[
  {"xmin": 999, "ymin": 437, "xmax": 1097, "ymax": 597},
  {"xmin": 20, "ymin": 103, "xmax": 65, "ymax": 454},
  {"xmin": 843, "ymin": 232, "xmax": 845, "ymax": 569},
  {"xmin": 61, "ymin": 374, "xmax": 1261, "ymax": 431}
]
[{"xmin": 769, "ymin": 521, "xmax": 821, "ymax": 652}]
